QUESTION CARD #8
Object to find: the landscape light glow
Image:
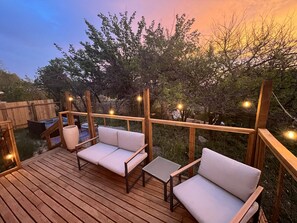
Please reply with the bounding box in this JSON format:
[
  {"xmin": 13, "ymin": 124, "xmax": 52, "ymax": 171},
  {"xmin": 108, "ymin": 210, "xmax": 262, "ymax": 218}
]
[
  {"xmin": 109, "ymin": 109, "xmax": 115, "ymax": 115},
  {"xmin": 242, "ymin": 101, "xmax": 252, "ymax": 108},
  {"xmin": 68, "ymin": 96, "xmax": 74, "ymax": 102},
  {"xmin": 137, "ymin": 95, "xmax": 142, "ymax": 102},
  {"xmin": 284, "ymin": 130, "xmax": 297, "ymax": 140},
  {"xmin": 177, "ymin": 103, "xmax": 183, "ymax": 110}
]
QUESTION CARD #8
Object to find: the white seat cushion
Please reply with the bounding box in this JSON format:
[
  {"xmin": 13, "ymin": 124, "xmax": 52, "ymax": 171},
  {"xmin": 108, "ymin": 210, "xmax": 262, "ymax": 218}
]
[
  {"xmin": 77, "ymin": 143, "xmax": 118, "ymax": 165},
  {"xmin": 98, "ymin": 149, "xmax": 147, "ymax": 176},
  {"xmin": 174, "ymin": 175, "xmax": 258, "ymax": 223},
  {"xmin": 117, "ymin": 130, "xmax": 145, "ymax": 153},
  {"xmin": 98, "ymin": 126, "xmax": 118, "ymax": 146},
  {"xmin": 198, "ymin": 148, "xmax": 261, "ymax": 201}
]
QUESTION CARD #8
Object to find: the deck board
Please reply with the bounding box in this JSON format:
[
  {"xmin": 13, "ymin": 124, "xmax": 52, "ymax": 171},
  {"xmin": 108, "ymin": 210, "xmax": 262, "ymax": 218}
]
[{"xmin": 0, "ymin": 148, "xmax": 196, "ymax": 223}]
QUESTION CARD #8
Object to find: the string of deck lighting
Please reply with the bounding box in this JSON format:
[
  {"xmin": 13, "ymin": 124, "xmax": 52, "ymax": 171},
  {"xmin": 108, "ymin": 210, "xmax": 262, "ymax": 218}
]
[{"xmin": 272, "ymin": 92, "xmax": 297, "ymax": 140}]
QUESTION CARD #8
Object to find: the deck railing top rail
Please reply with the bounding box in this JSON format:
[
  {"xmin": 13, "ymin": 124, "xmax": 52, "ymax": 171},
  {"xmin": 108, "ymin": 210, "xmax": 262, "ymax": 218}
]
[
  {"xmin": 150, "ymin": 118, "xmax": 255, "ymax": 134},
  {"xmin": 92, "ymin": 113, "xmax": 144, "ymax": 122},
  {"xmin": 258, "ymin": 128, "xmax": 297, "ymax": 181}
]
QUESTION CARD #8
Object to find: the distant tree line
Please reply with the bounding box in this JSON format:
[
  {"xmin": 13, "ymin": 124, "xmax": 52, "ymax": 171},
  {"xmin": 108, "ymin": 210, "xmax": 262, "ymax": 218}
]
[
  {"xmin": 0, "ymin": 69, "xmax": 46, "ymax": 102},
  {"xmin": 35, "ymin": 11, "xmax": 296, "ymax": 134}
]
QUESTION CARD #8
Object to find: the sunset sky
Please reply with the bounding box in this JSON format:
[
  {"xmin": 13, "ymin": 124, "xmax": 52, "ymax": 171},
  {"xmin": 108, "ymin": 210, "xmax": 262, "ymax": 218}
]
[{"xmin": 0, "ymin": 0, "xmax": 296, "ymax": 79}]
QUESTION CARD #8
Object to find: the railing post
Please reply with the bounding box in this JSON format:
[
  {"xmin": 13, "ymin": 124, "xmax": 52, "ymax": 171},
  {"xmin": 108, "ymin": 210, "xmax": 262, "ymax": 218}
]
[
  {"xmin": 143, "ymin": 88, "xmax": 152, "ymax": 162},
  {"xmin": 7, "ymin": 121, "xmax": 21, "ymax": 169},
  {"xmin": 245, "ymin": 132, "xmax": 255, "ymax": 165},
  {"xmin": 188, "ymin": 127, "xmax": 196, "ymax": 177},
  {"xmin": 127, "ymin": 120, "xmax": 130, "ymax": 131},
  {"xmin": 272, "ymin": 164, "xmax": 285, "ymax": 223},
  {"xmin": 85, "ymin": 90, "xmax": 96, "ymax": 143},
  {"xmin": 251, "ymin": 80, "xmax": 272, "ymax": 166},
  {"xmin": 255, "ymin": 136, "xmax": 266, "ymax": 171},
  {"xmin": 65, "ymin": 91, "xmax": 74, "ymax": 125}
]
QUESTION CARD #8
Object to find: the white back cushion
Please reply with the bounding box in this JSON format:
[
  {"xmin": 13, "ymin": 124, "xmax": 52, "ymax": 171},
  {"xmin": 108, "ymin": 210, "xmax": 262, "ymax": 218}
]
[
  {"xmin": 118, "ymin": 130, "xmax": 145, "ymax": 153},
  {"xmin": 98, "ymin": 126, "xmax": 118, "ymax": 146},
  {"xmin": 198, "ymin": 148, "xmax": 261, "ymax": 201}
]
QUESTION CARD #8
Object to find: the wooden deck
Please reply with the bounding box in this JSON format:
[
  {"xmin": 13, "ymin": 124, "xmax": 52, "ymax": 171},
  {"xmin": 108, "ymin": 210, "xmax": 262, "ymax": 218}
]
[
  {"xmin": 0, "ymin": 147, "xmax": 268, "ymax": 223},
  {"xmin": 0, "ymin": 148, "xmax": 196, "ymax": 223}
]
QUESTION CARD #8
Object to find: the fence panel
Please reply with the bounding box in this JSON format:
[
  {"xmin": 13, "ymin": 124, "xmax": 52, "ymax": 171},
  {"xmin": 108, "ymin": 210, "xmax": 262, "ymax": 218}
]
[{"xmin": 0, "ymin": 99, "xmax": 56, "ymax": 128}]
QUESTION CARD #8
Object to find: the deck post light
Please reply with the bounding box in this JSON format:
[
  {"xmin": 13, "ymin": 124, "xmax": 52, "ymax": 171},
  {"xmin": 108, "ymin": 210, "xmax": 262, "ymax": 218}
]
[{"xmin": 5, "ymin": 153, "xmax": 14, "ymax": 161}]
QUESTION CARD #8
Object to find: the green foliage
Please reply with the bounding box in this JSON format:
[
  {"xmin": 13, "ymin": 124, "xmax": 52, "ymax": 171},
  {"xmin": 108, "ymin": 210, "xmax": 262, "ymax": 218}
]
[
  {"xmin": 0, "ymin": 69, "xmax": 46, "ymax": 102},
  {"xmin": 36, "ymin": 11, "xmax": 297, "ymax": 139},
  {"xmin": 14, "ymin": 128, "xmax": 46, "ymax": 161}
]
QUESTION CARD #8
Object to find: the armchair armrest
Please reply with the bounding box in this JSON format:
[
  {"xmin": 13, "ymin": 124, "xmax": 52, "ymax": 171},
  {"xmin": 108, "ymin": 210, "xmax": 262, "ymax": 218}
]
[
  {"xmin": 170, "ymin": 158, "xmax": 201, "ymax": 178},
  {"xmin": 170, "ymin": 158, "xmax": 201, "ymax": 211},
  {"xmin": 230, "ymin": 185, "xmax": 264, "ymax": 223},
  {"xmin": 125, "ymin": 144, "xmax": 148, "ymax": 164},
  {"xmin": 75, "ymin": 136, "xmax": 99, "ymax": 151}
]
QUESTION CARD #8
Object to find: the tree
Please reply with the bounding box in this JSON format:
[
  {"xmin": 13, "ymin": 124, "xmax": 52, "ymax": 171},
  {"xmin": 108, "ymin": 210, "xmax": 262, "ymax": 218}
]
[{"xmin": 0, "ymin": 69, "xmax": 46, "ymax": 102}]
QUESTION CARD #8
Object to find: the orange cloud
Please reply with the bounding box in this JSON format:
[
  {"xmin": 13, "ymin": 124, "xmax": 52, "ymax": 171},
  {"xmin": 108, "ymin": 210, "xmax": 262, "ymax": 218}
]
[{"xmin": 117, "ymin": 0, "xmax": 297, "ymax": 37}]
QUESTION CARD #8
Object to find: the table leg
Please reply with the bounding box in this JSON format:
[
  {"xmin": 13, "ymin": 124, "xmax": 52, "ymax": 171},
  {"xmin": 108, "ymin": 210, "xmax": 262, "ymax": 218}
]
[{"xmin": 142, "ymin": 171, "xmax": 145, "ymax": 187}]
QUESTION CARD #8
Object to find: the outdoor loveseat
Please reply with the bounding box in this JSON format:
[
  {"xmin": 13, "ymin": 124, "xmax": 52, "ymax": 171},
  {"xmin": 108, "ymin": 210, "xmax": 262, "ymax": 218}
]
[
  {"xmin": 75, "ymin": 126, "xmax": 148, "ymax": 193},
  {"xmin": 170, "ymin": 148, "xmax": 263, "ymax": 223}
]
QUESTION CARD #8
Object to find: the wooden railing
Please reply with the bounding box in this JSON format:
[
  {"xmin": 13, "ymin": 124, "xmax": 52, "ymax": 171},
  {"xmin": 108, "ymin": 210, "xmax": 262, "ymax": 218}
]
[
  {"xmin": 149, "ymin": 118, "xmax": 255, "ymax": 175},
  {"xmin": 56, "ymin": 82, "xmax": 295, "ymax": 221},
  {"xmin": 255, "ymin": 128, "xmax": 297, "ymax": 222},
  {"xmin": 0, "ymin": 121, "xmax": 21, "ymax": 177}
]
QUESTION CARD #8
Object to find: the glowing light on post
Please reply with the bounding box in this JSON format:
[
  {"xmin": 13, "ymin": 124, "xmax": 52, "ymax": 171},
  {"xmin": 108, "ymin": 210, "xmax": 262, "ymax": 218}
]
[
  {"xmin": 136, "ymin": 95, "xmax": 142, "ymax": 102},
  {"xmin": 5, "ymin": 153, "xmax": 14, "ymax": 161},
  {"xmin": 177, "ymin": 103, "xmax": 183, "ymax": 110},
  {"xmin": 109, "ymin": 109, "xmax": 115, "ymax": 115},
  {"xmin": 242, "ymin": 101, "xmax": 252, "ymax": 108},
  {"xmin": 284, "ymin": 130, "xmax": 297, "ymax": 140},
  {"xmin": 68, "ymin": 96, "xmax": 74, "ymax": 102}
]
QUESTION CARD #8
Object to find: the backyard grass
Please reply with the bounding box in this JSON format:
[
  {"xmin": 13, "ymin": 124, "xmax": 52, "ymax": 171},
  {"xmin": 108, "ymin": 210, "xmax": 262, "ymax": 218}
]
[{"xmin": 14, "ymin": 128, "xmax": 47, "ymax": 161}]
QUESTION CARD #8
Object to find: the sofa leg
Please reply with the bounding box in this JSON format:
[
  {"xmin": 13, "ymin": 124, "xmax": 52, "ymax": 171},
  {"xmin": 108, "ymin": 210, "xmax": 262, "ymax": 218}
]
[
  {"xmin": 125, "ymin": 175, "xmax": 129, "ymax": 193},
  {"xmin": 77, "ymin": 156, "xmax": 81, "ymax": 170}
]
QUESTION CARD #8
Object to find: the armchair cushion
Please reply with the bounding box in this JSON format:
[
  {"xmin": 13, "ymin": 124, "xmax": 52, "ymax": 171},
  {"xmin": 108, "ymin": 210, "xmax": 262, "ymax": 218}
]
[
  {"xmin": 77, "ymin": 142, "xmax": 118, "ymax": 165},
  {"xmin": 98, "ymin": 149, "xmax": 147, "ymax": 176},
  {"xmin": 118, "ymin": 130, "xmax": 145, "ymax": 153},
  {"xmin": 198, "ymin": 148, "xmax": 261, "ymax": 201},
  {"xmin": 98, "ymin": 126, "xmax": 118, "ymax": 146},
  {"xmin": 174, "ymin": 175, "xmax": 258, "ymax": 223}
]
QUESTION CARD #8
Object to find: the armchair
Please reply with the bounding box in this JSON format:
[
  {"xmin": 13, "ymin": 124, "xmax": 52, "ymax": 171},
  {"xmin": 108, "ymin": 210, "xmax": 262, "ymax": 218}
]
[{"xmin": 170, "ymin": 148, "xmax": 263, "ymax": 223}]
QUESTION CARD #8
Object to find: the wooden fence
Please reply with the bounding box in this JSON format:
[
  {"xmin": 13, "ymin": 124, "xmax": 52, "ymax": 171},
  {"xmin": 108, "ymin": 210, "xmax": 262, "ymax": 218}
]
[{"xmin": 0, "ymin": 99, "xmax": 56, "ymax": 128}]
